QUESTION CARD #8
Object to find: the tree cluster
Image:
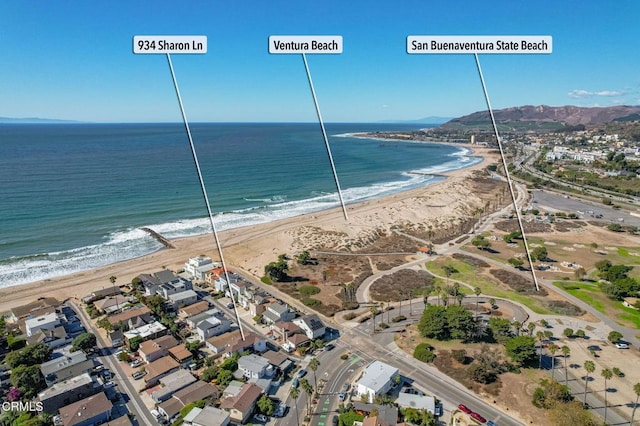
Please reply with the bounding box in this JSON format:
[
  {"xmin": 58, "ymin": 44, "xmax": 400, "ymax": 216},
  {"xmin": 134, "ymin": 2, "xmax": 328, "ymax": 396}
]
[
  {"xmin": 5, "ymin": 342, "xmax": 52, "ymax": 369},
  {"xmin": 595, "ymin": 260, "xmax": 639, "ymax": 300},
  {"xmin": 417, "ymin": 304, "xmax": 476, "ymax": 341}
]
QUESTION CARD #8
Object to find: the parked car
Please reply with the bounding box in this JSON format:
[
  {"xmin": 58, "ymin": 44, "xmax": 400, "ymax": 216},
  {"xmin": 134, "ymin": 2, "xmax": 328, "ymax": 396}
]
[
  {"xmin": 338, "ymin": 392, "xmax": 346, "ymax": 402},
  {"xmin": 274, "ymin": 402, "xmax": 287, "ymax": 417},
  {"xmin": 324, "ymin": 343, "xmax": 335, "ymax": 351},
  {"xmin": 255, "ymin": 414, "xmax": 268, "ymax": 423},
  {"xmin": 487, "ymin": 421, "xmax": 498, "ymax": 426},
  {"xmin": 132, "ymin": 371, "xmax": 147, "ymax": 380},
  {"xmin": 130, "ymin": 360, "xmax": 143, "ymax": 368},
  {"xmin": 296, "ymin": 369, "xmax": 307, "ymax": 378},
  {"xmin": 470, "ymin": 412, "xmax": 487, "ymax": 423},
  {"xmin": 291, "ymin": 377, "xmax": 299, "ymax": 388},
  {"xmin": 615, "ymin": 342, "xmax": 630, "ymax": 349},
  {"xmin": 457, "ymin": 404, "xmax": 472, "ymax": 414}
]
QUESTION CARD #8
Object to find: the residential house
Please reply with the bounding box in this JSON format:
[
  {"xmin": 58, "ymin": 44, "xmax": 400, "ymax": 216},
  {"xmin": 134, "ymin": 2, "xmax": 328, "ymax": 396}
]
[
  {"xmin": 206, "ymin": 267, "xmax": 229, "ymax": 293},
  {"xmin": 150, "ymin": 369, "xmax": 197, "ymax": 403},
  {"xmin": 123, "ymin": 321, "xmax": 167, "ymax": 349},
  {"xmin": 356, "ymin": 361, "xmax": 400, "ymax": 403},
  {"xmin": 168, "ymin": 290, "xmax": 198, "ymax": 309},
  {"xmin": 184, "ymin": 256, "xmax": 219, "ymax": 281},
  {"xmin": 93, "ymin": 295, "xmax": 132, "ymax": 314},
  {"xmin": 195, "ymin": 316, "xmax": 231, "ymax": 340},
  {"xmin": 183, "ymin": 406, "xmax": 230, "ymax": 426},
  {"xmin": 185, "ymin": 308, "xmax": 224, "ymax": 329},
  {"xmin": 38, "ymin": 373, "xmax": 101, "ymax": 414},
  {"xmin": 262, "ymin": 302, "xmax": 294, "ymax": 325},
  {"xmin": 157, "ymin": 277, "xmax": 193, "ymax": 299},
  {"xmin": 623, "ymin": 297, "xmax": 640, "ymax": 310},
  {"xmin": 58, "ymin": 392, "xmax": 112, "ymax": 426},
  {"xmin": 396, "ymin": 393, "xmax": 438, "ymax": 415},
  {"xmin": 157, "ymin": 381, "xmax": 219, "ymax": 422},
  {"xmin": 271, "ymin": 321, "xmax": 309, "ymax": 351},
  {"xmin": 139, "ymin": 335, "xmax": 179, "ymax": 364},
  {"xmin": 178, "ymin": 301, "xmax": 210, "ymax": 319},
  {"xmin": 248, "ymin": 296, "xmax": 268, "ymax": 317},
  {"xmin": 40, "ymin": 352, "xmax": 95, "ymax": 386},
  {"xmin": 237, "ymin": 354, "xmax": 274, "ymax": 380},
  {"xmin": 293, "ymin": 314, "xmax": 326, "ymax": 340},
  {"xmin": 8, "ymin": 297, "xmax": 60, "ymax": 323},
  {"xmin": 108, "ymin": 330, "xmax": 124, "ymax": 348},
  {"xmin": 144, "ymin": 356, "xmax": 180, "ymax": 386},
  {"xmin": 351, "ymin": 402, "xmax": 399, "ymax": 425},
  {"xmin": 226, "ymin": 332, "xmax": 267, "ymax": 356},
  {"xmin": 81, "ymin": 288, "xmax": 122, "ymax": 304},
  {"xmin": 107, "ymin": 305, "xmax": 153, "ymax": 329},
  {"xmin": 205, "ymin": 330, "xmax": 242, "ymax": 354},
  {"xmin": 261, "ymin": 350, "xmax": 293, "ymax": 374},
  {"xmin": 25, "ymin": 312, "xmax": 61, "ymax": 337},
  {"xmin": 27, "ymin": 326, "xmax": 69, "ymax": 349},
  {"xmin": 168, "ymin": 344, "xmax": 194, "ymax": 367},
  {"xmin": 220, "ymin": 383, "xmax": 263, "ymax": 424}
]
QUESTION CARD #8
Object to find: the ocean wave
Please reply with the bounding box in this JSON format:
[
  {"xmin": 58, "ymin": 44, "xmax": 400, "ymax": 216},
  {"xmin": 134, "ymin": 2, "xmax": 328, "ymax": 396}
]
[{"xmin": 0, "ymin": 151, "xmax": 481, "ymax": 288}]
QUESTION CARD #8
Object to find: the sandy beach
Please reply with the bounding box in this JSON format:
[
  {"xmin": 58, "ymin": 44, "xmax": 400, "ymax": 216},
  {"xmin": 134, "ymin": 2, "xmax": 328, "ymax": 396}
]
[{"xmin": 0, "ymin": 145, "xmax": 499, "ymax": 314}]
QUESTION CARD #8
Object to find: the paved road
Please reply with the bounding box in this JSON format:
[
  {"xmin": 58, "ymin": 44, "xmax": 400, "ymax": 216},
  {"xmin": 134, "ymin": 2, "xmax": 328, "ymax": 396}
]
[{"xmin": 70, "ymin": 300, "xmax": 153, "ymax": 426}]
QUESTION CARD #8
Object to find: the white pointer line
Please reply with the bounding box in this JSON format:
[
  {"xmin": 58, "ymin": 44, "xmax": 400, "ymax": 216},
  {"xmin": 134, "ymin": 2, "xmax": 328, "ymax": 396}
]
[
  {"xmin": 474, "ymin": 53, "xmax": 541, "ymax": 292},
  {"xmin": 301, "ymin": 53, "xmax": 349, "ymax": 221},
  {"xmin": 166, "ymin": 53, "xmax": 246, "ymax": 340}
]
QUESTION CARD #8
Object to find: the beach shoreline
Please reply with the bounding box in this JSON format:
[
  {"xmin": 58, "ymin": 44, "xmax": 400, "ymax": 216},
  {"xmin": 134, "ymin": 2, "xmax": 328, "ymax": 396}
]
[{"xmin": 0, "ymin": 146, "xmax": 498, "ymax": 314}]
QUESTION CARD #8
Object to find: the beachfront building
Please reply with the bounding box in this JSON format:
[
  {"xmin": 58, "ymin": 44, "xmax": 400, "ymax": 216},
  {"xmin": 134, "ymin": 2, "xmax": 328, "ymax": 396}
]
[
  {"xmin": 168, "ymin": 290, "xmax": 198, "ymax": 309},
  {"xmin": 27, "ymin": 326, "xmax": 70, "ymax": 349},
  {"xmin": 81, "ymin": 287, "xmax": 122, "ymax": 304},
  {"xmin": 107, "ymin": 305, "xmax": 153, "ymax": 329},
  {"xmin": 8, "ymin": 298, "xmax": 61, "ymax": 323},
  {"xmin": 183, "ymin": 406, "xmax": 230, "ymax": 426},
  {"xmin": 57, "ymin": 392, "xmax": 112, "ymax": 426},
  {"xmin": 184, "ymin": 256, "xmax": 219, "ymax": 281},
  {"xmin": 293, "ymin": 314, "xmax": 326, "ymax": 340},
  {"xmin": 25, "ymin": 312, "xmax": 61, "ymax": 337},
  {"xmin": 92, "ymin": 295, "xmax": 132, "ymax": 314},
  {"xmin": 356, "ymin": 361, "xmax": 400, "ymax": 404}
]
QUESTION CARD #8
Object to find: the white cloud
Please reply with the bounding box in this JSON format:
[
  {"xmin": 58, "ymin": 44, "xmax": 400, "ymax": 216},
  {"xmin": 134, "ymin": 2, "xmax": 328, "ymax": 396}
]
[{"xmin": 568, "ymin": 89, "xmax": 624, "ymax": 98}]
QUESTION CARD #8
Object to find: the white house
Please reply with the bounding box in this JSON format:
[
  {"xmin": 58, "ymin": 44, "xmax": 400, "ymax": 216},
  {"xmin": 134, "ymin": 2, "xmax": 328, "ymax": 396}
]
[
  {"xmin": 356, "ymin": 361, "xmax": 399, "ymax": 403},
  {"xmin": 184, "ymin": 256, "xmax": 219, "ymax": 281},
  {"xmin": 168, "ymin": 290, "xmax": 198, "ymax": 309},
  {"xmin": 26, "ymin": 312, "xmax": 61, "ymax": 337},
  {"xmin": 237, "ymin": 354, "xmax": 273, "ymax": 380},
  {"xmin": 196, "ymin": 316, "xmax": 231, "ymax": 340},
  {"xmin": 293, "ymin": 314, "xmax": 326, "ymax": 340},
  {"xmin": 262, "ymin": 302, "xmax": 294, "ymax": 325}
]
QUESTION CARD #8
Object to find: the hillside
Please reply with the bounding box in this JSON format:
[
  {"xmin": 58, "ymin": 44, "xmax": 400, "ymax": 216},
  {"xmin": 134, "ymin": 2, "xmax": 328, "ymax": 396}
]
[{"xmin": 439, "ymin": 105, "xmax": 640, "ymax": 132}]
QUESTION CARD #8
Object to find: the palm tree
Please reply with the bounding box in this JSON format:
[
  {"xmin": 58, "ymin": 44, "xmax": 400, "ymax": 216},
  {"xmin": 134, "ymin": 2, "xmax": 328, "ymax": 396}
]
[
  {"xmin": 370, "ymin": 306, "xmax": 378, "ymax": 335},
  {"xmin": 513, "ymin": 320, "xmax": 522, "ymax": 336},
  {"xmin": 548, "ymin": 343, "xmax": 559, "ymax": 379},
  {"xmin": 456, "ymin": 293, "xmax": 464, "ymax": 306},
  {"xmin": 301, "ymin": 378, "xmax": 313, "ymax": 415},
  {"xmin": 290, "ymin": 386, "xmax": 301, "ymax": 426},
  {"xmin": 561, "ymin": 345, "xmax": 570, "ymax": 386},
  {"xmin": 631, "ymin": 382, "xmax": 640, "ymax": 425},
  {"xmin": 536, "ymin": 331, "xmax": 545, "ymax": 369},
  {"xmin": 527, "ymin": 322, "xmax": 536, "ymax": 336},
  {"xmin": 309, "ymin": 358, "xmax": 320, "ymax": 395},
  {"xmin": 473, "ymin": 287, "xmax": 481, "ymax": 315},
  {"xmin": 583, "ymin": 360, "xmax": 595, "ymax": 406},
  {"xmin": 601, "ymin": 367, "xmax": 613, "ymax": 424}
]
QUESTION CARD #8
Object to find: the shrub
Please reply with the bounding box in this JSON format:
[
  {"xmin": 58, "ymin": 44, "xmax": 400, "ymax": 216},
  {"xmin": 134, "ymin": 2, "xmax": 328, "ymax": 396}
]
[
  {"xmin": 391, "ymin": 315, "xmax": 406, "ymax": 323},
  {"xmin": 608, "ymin": 331, "xmax": 623, "ymax": 343},
  {"xmin": 344, "ymin": 313, "xmax": 357, "ymax": 321},
  {"xmin": 413, "ymin": 343, "xmax": 436, "ymax": 363},
  {"xmin": 378, "ymin": 323, "xmax": 389, "ymax": 329},
  {"xmin": 302, "ymin": 298, "xmax": 322, "ymax": 307},
  {"xmin": 340, "ymin": 353, "xmax": 349, "ymax": 360},
  {"xmin": 299, "ymin": 286, "xmax": 321, "ymax": 296},
  {"xmin": 575, "ymin": 329, "xmax": 586, "ymax": 339},
  {"xmin": 451, "ymin": 349, "xmax": 469, "ymax": 364}
]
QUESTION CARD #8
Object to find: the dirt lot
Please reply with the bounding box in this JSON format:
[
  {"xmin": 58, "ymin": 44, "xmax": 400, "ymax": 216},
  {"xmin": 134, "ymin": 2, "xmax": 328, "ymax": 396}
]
[{"xmin": 369, "ymin": 269, "xmax": 434, "ymax": 302}]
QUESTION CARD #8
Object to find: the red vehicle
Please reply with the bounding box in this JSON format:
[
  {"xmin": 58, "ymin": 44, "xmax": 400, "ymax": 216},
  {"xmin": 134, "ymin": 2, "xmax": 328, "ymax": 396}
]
[
  {"xmin": 458, "ymin": 404, "xmax": 472, "ymax": 414},
  {"xmin": 470, "ymin": 412, "xmax": 487, "ymax": 423}
]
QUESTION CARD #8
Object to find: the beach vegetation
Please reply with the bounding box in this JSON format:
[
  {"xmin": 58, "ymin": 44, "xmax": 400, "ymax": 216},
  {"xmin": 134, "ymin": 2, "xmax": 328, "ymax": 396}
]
[
  {"xmin": 532, "ymin": 377, "xmax": 572, "ymax": 409},
  {"xmin": 508, "ymin": 257, "xmax": 524, "ymax": 268},
  {"xmin": 302, "ymin": 297, "xmax": 321, "ymax": 307},
  {"xmin": 471, "ymin": 235, "xmax": 491, "ymax": 250},
  {"xmin": 467, "ymin": 345, "xmax": 505, "ymax": 384},
  {"xmin": 299, "ymin": 285, "xmax": 321, "ymax": 296},
  {"xmin": 85, "ymin": 303, "xmax": 99, "ymax": 318},
  {"xmin": 418, "ymin": 304, "xmax": 476, "ymax": 341},
  {"xmin": 505, "ymin": 335, "xmax": 537, "ymax": 366},
  {"xmin": 264, "ymin": 258, "xmax": 289, "ymax": 281},
  {"xmin": 7, "ymin": 334, "xmax": 26, "ymax": 351},
  {"xmin": 413, "ymin": 343, "xmax": 436, "ymax": 363},
  {"xmin": 96, "ymin": 317, "xmax": 113, "ymax": 331},
  {"xmin": 260, "ymin": 275, "xmax": 272, "ymax": 285},
  {"xmin": 297, "ymin": 250, "xmax": 312, "ymax": 265},
  {"xmin": 607, "ymin": 330, "xmax": 623, "ymax": 343}
]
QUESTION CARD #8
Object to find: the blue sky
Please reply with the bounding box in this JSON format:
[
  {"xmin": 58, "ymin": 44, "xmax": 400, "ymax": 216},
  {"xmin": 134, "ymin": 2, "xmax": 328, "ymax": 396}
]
[{"xmin": 1, "ymin": 1, "xmax": 639, "ymax": 122}]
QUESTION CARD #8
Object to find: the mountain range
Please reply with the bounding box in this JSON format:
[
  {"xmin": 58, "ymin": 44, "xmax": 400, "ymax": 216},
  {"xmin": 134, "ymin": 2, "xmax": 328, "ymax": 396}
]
[{"xmin": 439, "ymin": 105, "xmax": 640, "ymax": 131}]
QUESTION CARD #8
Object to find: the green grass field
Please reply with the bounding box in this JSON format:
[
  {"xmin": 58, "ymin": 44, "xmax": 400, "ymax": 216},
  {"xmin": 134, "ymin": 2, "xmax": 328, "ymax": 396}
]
[
  {"xmin": 426, "ymin": 258, "xmax": 553, "ymax": 315},
  {"xmin": 553, "ymin": 281, "xmax": 640, "ymax": 329}
]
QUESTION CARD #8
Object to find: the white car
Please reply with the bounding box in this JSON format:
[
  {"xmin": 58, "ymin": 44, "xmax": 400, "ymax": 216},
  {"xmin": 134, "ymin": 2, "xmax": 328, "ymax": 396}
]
[
  {"xmin": 255, "ymin": 414, "xmax": 268, "ymax": 423},
  {"xmin": 615, "ymin": 342, "xmax": 630, "ymax": 349}
]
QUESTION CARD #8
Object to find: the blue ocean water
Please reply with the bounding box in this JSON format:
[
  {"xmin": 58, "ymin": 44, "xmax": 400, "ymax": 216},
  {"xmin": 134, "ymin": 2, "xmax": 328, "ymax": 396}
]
[{"xmin": 0, "ymin": 123, "xmax": 479, "ymax": 287}]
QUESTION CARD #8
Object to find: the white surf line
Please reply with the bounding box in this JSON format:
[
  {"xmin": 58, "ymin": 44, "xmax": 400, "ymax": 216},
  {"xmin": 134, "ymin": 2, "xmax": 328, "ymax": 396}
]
[
  {"xmin": 166, "ymin": 53, "xmax": 246, "ymax": 340},
  {"xmin": 301, "ymin": 53, "xmax": 349, "ymax": 221},
  {"xmin": 474, "ymin": 53, "xmax": 541, "ymax": 292}
]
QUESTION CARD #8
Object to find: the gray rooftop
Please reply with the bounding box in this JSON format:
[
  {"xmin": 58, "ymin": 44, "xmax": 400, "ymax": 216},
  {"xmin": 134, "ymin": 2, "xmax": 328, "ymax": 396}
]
[{"xmin": 238, "ymin": 354, "xmax": 270, "ymax": 374}]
